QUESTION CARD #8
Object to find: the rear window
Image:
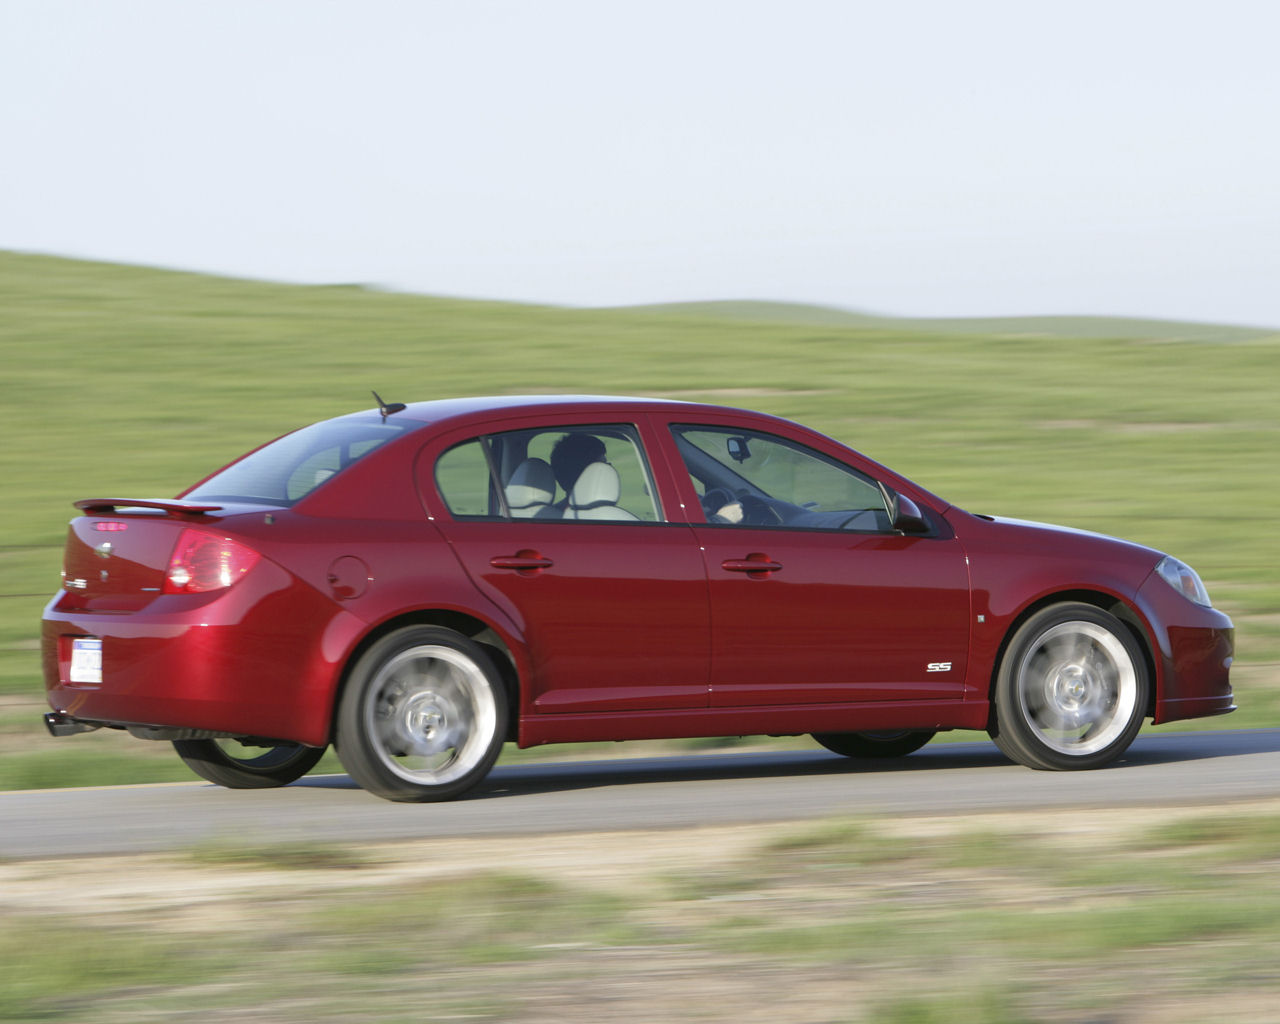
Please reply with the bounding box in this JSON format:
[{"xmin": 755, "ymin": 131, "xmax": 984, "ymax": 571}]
[{"xmin": 185, "ymin": 418, "xmax": 411, "ymax": 506}]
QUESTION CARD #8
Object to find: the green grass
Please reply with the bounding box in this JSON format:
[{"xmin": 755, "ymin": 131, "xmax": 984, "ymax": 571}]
[
  {"xmin": 0, "ymin": 918, "xmax": 225, "ymax": 1021},
  {"xmin": 3, "ymin": 250, "xmax": 1277, "ymax": 786},
  {"xmin": 186, "ymin": 840, "xmax": 370, "ymax": 871}
]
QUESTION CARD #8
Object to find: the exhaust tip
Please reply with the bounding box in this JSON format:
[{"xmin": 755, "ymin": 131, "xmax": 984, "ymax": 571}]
[{"xmin": 44, "ymin": 711, "xmax": 101, "ymax": 737}]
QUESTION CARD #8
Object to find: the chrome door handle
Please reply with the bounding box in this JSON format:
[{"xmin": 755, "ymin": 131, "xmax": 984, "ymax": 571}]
[
  {"xmin": 721, "ymin": 554, "xmax": 783, "ymax": 576},
  {"xmin": 490, "ymin": 551, "xmax": 554, "ymax": 575}
]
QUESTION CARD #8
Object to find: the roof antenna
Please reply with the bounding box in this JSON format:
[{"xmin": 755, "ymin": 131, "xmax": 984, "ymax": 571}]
[{"xmin": 372, "ymin": 390, "xmax": 406, "ymax": 422}]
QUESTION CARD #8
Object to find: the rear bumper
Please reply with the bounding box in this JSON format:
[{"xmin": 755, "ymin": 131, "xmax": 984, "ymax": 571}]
[{"xmin": 41, "ymin": 565, "xmax": 356, "ymax": 747}]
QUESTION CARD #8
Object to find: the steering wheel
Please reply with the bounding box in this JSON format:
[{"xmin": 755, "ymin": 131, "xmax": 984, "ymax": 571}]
[
  {"xmin": 739, "ymin": 493, "xmax": 784, "ymax": 526},
  {"xmin": 700, "ymin": 487, "xmax": 737, "ymax": 517}
]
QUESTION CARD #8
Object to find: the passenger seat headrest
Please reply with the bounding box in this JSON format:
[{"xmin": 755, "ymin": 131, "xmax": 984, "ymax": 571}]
[
  {"xmin": 569, "ymin": 461, "xmax": 621, "ymax": 507},
  {"xmin": 506, "ymin": 458, "xmax": 555, "ymax": 516}
]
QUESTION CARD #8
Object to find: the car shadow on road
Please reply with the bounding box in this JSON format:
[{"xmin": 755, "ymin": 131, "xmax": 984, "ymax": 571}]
[
  {"xmin": 476, "ymin": 748, "xmax": 1007, "ymax": 799},
  {"xmin": 1110, "ymin": 727, "xmax": 1280, "ymax": 766},
  {"xmin": 294, "ymin": 744, "xmax": 1009, "ymax": 795}
]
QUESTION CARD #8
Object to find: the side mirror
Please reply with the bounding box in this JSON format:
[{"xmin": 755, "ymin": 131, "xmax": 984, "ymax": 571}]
[{"xmin": 892, "ymin": 493, "xmax": 931, "ymax": 535}]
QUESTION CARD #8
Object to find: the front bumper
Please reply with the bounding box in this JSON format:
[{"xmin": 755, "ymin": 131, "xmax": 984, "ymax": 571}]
[{"xmin": 1135, "ymin": 572, "xmax": 1235, "ymax": 725}]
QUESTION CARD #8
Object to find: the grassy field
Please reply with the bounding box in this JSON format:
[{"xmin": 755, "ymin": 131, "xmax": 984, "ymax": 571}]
[
  {"xmin": 2, "ymin": 250, "xmax": 1277, "ymax": 787},
  {"xmin": 3, "ymin": 805, "xmax": 1280, "ymax": 1022}
]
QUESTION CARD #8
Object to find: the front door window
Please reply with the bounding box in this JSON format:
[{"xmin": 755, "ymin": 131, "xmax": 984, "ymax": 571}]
[{"xmin": 670, "ymin": 425, "xmax": 891, "ymax": 532}]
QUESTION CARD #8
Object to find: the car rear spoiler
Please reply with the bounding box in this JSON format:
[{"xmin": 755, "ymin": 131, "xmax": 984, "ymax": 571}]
[{"xmin": 74, "ymin": 498, "xmax": 224, "ymax": 516}]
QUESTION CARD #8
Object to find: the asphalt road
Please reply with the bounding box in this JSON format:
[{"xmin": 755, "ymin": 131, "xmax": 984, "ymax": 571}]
[{"xmin": 3, "ymin": 730, "xmax": 1279, "ymax": 859}]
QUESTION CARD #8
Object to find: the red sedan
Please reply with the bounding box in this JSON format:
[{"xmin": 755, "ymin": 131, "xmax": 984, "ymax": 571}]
[{"xmin": 41, "ymin": 395, "xmax": 1235, "ymax": 801}]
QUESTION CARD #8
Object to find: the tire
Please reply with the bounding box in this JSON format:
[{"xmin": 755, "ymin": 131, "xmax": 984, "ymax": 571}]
[
  {"xmin": 173, "ymin": 738, "xmax": 326, "ymax": 788},
  {"xmin": 812, "ymin": 730, "xmax": 936, "ymax": 759},
  {"xmin": 989, "ymin": 603, "xmax": 1149, "ymax": 770},
  {"xmin": 335, "ymin": 626, "xmax": 508, "ymax": 802}
]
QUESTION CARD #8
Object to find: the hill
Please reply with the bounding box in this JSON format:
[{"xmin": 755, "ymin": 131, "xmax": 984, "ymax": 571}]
[{"xmin": 620, "ymin": 299, "xmax": 1276, "ymax": 342}]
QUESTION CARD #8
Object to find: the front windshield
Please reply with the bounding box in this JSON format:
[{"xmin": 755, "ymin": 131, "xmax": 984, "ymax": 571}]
[{"xmin": 185, "ymin": 418, "xmax": 411, "ymax": 506}]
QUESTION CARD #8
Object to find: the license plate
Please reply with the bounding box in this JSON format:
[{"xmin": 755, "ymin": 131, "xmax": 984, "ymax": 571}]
[{"xmin": 69, "ymin": 637, "xmax": 102, "ymax": 685}]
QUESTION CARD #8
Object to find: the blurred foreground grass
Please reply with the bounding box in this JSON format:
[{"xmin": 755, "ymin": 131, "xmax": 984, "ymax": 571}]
[
  {"xmin": 3, "ymin": 807, "xmax": 1280, "ymax": 1022},
  {"xmin": 2, "ymin": 251, "xmax": 1277, "ymax": 787}
]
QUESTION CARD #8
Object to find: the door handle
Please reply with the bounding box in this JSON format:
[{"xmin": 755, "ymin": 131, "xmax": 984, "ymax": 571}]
[
  {"xmin": 721, "ymin": 553, "xmax": 783, "ymax": 576},
  {"xmin": 490, "ymin": 551, "xmax": 554, "ymax": 575}
]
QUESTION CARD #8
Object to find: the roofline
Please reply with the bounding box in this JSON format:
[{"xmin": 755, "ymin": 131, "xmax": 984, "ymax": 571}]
[
  {"xmin": 350, "ymin": 394, "xmax": 720, "ymax": 428},
  {"xmin": 406, "ymin": 393, "xmax": 691, "ymax": 412}
]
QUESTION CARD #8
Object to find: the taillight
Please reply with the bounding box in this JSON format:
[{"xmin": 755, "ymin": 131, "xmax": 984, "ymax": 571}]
[{"xmin": 163, "ymin": 530, "xmax": 261, "ymax": 594}]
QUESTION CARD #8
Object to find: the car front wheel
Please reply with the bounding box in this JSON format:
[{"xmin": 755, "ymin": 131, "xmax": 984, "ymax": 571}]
[
  {"xmin": 990, "ymin": 603, "xmax": 1149, "ymax": 770},
  {"xmin": 335, "ymin": 626, "xmax": 508, "ymax": 802}
]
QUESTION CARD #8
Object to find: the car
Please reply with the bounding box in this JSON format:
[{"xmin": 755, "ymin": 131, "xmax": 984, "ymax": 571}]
[{"xmin": 41, "ymin": 394, "xmax": 1235, "ymax": 801}]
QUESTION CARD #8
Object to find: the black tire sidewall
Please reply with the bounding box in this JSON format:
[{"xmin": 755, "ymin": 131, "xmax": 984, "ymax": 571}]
[{"xmin": 173, "ymin": 738, "xmax": 326, "ymax": 788}]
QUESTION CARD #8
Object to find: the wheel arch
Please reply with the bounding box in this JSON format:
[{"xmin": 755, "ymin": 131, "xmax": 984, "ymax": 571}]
[
  {"xmin": 327, "ymin": 609, "xmax": 523, "ymax": 745},
  {"xmin": 986, "ymin": 589, "xmax": 1158, "ymax": 727}
]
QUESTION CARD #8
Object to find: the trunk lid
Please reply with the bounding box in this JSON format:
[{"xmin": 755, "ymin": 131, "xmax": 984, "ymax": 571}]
[{"xmin": 58, "ymin": 499, "xmax": 224, "ymax": 610}]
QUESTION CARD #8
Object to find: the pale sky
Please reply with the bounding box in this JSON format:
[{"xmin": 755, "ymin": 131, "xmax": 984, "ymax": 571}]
[{"xmin": 3, "ymin": 1, "xmax": 1278, "ymax": 326}]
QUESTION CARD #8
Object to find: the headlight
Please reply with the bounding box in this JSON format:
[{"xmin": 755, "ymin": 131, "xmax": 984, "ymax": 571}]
[{"xmin": 1155, "ymin": 556, "xmax": 1212, "ymax": 607}]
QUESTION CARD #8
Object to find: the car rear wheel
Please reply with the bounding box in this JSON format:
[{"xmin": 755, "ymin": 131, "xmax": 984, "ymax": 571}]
[
  {"xmin": 335, "ymin": 626, "xmax": 508, "ymax": 802},
  {"xmin": 812, "ymin": 730, "xmax": 936, "ymax": 758},
  {"xmin": 173, "ymin": 738, "xmax": 326, "ymax": 788},
  {"xmin": 990, "ymin": 603, "xmax": 1148, "ymax": 770}
]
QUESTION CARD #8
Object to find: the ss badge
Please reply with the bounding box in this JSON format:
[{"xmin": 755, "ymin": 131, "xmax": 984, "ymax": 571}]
[{"xmin": 927, "ymin": 662, "xmax": 952, "ymax": 673}]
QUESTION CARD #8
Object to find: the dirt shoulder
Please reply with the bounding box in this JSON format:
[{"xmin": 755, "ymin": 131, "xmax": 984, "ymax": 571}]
[{"xmin": 8, "ymin": 797, "xmax": 1280, "ymax": 927}]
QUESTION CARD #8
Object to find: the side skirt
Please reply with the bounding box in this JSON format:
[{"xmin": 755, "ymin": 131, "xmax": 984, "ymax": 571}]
[{"xmin": 518, "ymin": 699, "xmax": 990, "ymax": 748}]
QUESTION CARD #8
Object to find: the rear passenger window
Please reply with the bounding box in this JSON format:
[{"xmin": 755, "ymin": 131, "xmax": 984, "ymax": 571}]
[{"xmin": 434, "ymin": 425, "xmax": 662, "ymax": 522}]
